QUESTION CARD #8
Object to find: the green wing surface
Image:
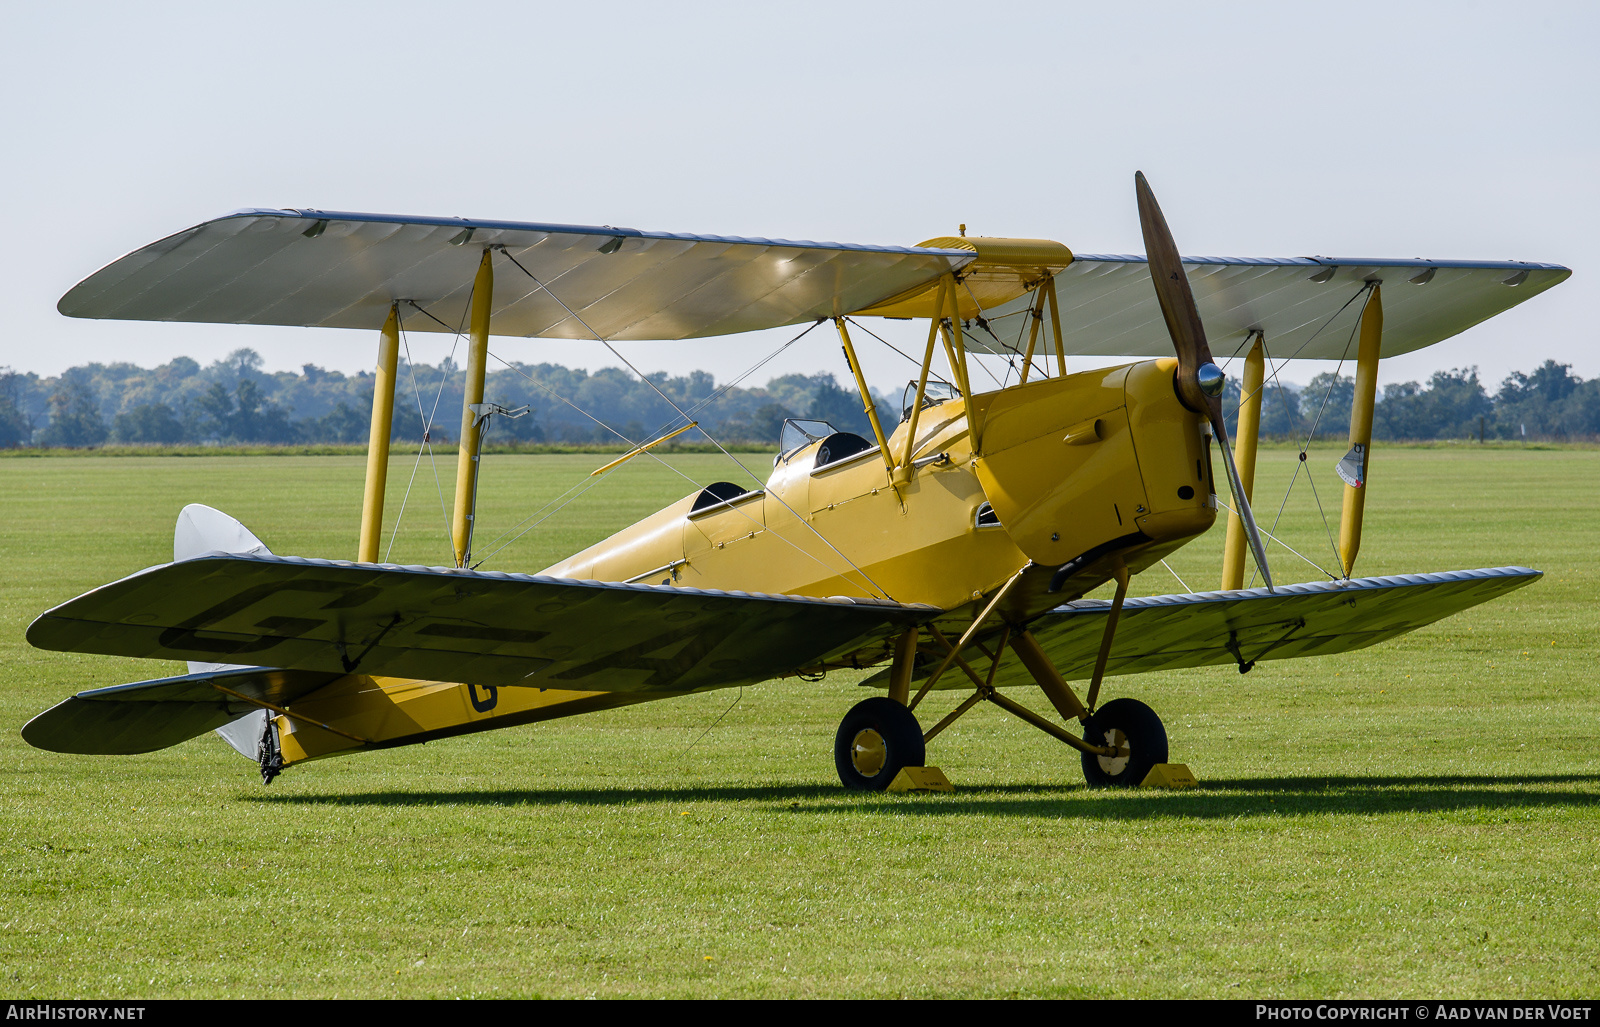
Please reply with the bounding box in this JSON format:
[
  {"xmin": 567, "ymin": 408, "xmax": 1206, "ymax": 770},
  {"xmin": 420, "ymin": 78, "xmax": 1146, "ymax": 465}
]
[
  {"xmin": 22, "ymin": 666, "xmax": 339, "ymax": 755},
  {"xmin": 873, "ymin": 567, "xmax": 1540, "ymax": 690},
  {"xmin": 27, "ymin": 553, "xmax": 929, "ymax": 694}
]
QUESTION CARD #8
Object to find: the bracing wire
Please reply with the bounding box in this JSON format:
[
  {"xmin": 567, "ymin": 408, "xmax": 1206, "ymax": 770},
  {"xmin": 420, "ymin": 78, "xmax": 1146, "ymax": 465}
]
[
  {"xmin": 680, "ymin": 687, "xmax": 744, "ymax": 761},
  {"xmin": 843, "ymin": 317, "xmax": 954, "ymax": 388},
  {"xmin": 1159, "ymin": 559, "xmax": 1193, "ymax": 594},
  {"xmin": 470, "ymin": 320, "xmax": 828, "ymax": 567},
  {"xmin": 383, "ymin": 306, "xmax": 465, "ymax": 563},
  {"xmin": 953, "ymin": 279, "xmax": 1010, "ymax": 391},
  {"xmin": 1217, "ymin": 496, "xmax": 1337, "ymax": 580},
  {"xmin": 495, "ymin": 249, "xmax": 893, "ymax": 599},
  {"xmin": 1248, "ymin": 286, "xmax": 1373, "ymax": 587},
  {"xmin": 403, "ymin": 296, "xmax": 475, "ymax": 548}
]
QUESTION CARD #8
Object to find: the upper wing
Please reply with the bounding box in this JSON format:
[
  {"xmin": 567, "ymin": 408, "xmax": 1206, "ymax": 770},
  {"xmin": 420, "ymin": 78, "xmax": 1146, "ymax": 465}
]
[
  {"xmin": 57, "ymin": 209, "xmax": 974, "ymax": 341},
  {"xmin": 27, "ymin": 553, "xmax": 931, "ymax": 693},
  {"xmin": 975, "ymin": 255, "xmax": 1570, "ymax": 361},
  {"xmin": 869, "ymin": 567, "xmax": 1540, "ymax": 690},
  {"xmin": 59, "ymin": 209, "xmax": 1567, "ymax": 356}
]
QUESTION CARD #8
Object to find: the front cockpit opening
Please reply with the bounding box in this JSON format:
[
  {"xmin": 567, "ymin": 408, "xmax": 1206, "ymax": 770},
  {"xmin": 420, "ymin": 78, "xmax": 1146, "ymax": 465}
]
[{"xmin": 900, "ymin": 380, "xmax": 962, "ymax": 422}]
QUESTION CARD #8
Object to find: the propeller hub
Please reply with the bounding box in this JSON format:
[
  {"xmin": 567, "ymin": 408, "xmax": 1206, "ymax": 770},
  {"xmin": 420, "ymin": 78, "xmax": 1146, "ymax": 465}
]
[{"xmin": 1197, "ymin": 362, "xmax": 1225, "ymax": 398}]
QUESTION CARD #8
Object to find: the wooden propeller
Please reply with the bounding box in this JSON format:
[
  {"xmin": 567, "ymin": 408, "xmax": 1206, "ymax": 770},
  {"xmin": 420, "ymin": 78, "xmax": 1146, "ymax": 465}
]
[{"xmin": 1135, "ymin": 171, "xmax": 1273, "ymax": 590}]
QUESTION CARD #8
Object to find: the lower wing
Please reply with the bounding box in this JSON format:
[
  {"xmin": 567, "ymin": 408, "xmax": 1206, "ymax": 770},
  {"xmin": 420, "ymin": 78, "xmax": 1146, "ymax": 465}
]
[
  {"xmin": 27, "ymin": 553, "xmax": 931, "ymax": 693},
  {"xmin": 868, "ymin": 566, "xmax": 1539, "ymax": 689}
]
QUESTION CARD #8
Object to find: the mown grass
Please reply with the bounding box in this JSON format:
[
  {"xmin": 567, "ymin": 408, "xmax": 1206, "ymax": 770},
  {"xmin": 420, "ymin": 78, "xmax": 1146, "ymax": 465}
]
[{"xmin": 0, "ymin": 446, "xmax": 1596, "ymax": 998}]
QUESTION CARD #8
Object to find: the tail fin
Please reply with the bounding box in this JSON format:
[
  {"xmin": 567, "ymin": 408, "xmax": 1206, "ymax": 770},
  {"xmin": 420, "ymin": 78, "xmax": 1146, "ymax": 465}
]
[
  {"xmin": 171, "ymin": 505, "xmax": 281, "ymax": 764},
  {"xmin": 174, "ymin": 503, "xmax": 271, "ymax": 563}
]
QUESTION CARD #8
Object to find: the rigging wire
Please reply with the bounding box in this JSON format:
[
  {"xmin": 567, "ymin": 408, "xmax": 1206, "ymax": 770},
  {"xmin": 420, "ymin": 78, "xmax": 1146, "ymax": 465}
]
[
  {"xmin": 451, "ymin": 319, "xmax": 892, "ymax": 598},
  {"xmin": 1217, "ymin": 496, "xmax": 1337, "ymax": 580},
  {"xmin": 495, "ymin": 249, "xmax": 893, "ymax": 599},
  {"xmin": 468, "ymin": 336, "xmax": 817, "ymax": 564},
  {"xmin": 842, "ymin": 317, "xmax": 954, "ymax": 388},
  {"xmin": 383, "ymin": 312, "xmax": 430, "ymax": 562},
  {"xmin": 680, "ymin": 687, "xmax": 744, "ymax": 761},
  {"xmin": 469, "ymin": 320, "xmax": 837, "ymax": 563},
  {"xmin": 382, "ymin": 305, "xmax": 466, "ymax": 562},
  {"xmin": 1206, "ymin": 283, "xmax": 1371, "ymax": 589},
  {"xmin": 952, "ymin": 279, "xmax": 1010, "ymax": 391},
  {"xmin": 402, "ymin": 296, "xmax": 475, "ymax": 548},
  {"xmin": 1248, "ymin": 285, "xmax": 1374, "ymax": 586}
]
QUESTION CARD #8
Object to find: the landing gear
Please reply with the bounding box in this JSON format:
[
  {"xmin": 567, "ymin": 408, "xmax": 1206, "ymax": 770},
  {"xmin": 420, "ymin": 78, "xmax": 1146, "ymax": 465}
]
[
  {"xmin": 1080, "ymin": 697, "xmax": 1167, "ymax": 788},
  {"xmin": 834, "ymin": 697, "xmax": 924, "ymax": 790},
  {"xmin": 256, "ymin": 714, "xmax": 284, "ymax": 786}
]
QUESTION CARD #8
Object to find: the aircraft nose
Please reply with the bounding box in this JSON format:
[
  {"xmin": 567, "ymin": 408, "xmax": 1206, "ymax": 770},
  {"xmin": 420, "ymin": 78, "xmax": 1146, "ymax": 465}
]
[{"xmin": 1123, "ymin": 358, "xmax": 1217, "ymax": 542}]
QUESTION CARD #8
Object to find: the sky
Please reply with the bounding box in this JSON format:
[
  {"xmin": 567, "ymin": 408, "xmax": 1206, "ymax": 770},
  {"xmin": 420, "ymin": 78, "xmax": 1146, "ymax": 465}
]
[{"xmin": 2, "ymin": 1, "xmax": 1593, "ymax": 398}]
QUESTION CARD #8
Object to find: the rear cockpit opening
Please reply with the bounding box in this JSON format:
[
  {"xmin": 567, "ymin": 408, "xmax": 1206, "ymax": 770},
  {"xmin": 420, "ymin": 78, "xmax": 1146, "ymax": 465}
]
[
  {"xmin": 814, "ymin": 431, "xmax": 872, "ymax": 468},
  {"xmin": 691, "ymin": 481, "xmax": 754, "ymax": 512}
]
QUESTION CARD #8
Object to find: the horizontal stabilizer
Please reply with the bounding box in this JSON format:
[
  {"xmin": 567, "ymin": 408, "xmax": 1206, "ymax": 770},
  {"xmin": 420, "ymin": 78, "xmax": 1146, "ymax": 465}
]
[
  {"xmin": 869, "ymin": 567, "xmax": 1540, "ymax": 690},
  {"xmin": 28, "ymin": 553, "xmax": 931, "ymax": 694},
  {"xmin": 21, "ymin": 666, "xmax": 339, "ymax": 755}
]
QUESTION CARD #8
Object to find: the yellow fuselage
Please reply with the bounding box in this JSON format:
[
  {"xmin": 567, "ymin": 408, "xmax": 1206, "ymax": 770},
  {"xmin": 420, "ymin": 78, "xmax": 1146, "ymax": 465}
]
[
  {"xmin": 543, "ymin": 357, "xmax": 1217, "ymax": 614},
  {"xmin": 275, "ymin": 357, "xmax": 1218, "ymax": 766}
]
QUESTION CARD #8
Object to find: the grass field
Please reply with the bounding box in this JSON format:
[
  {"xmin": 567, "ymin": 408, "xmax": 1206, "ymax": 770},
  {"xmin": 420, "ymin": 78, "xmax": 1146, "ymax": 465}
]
[{"xmin": 1, "ymin": 446, "xmax": 1596, "ymax": 998}]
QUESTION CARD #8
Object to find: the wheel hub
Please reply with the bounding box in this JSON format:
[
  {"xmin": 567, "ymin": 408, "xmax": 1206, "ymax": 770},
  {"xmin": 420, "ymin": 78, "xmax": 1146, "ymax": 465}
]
[
  {"xmin": 850, "ymin": 728, "xmax": 887, "ymax": 777},
  {"xmin": 1095, "ymin": 727, "xmax": 1130, "ymax": 777}
]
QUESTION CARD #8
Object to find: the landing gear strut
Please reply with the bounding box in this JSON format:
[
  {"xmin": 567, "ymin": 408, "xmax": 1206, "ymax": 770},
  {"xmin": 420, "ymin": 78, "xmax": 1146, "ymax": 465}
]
[{"xmin": 257, "ymin": 714, "xmax": 284, "ymax": 786}]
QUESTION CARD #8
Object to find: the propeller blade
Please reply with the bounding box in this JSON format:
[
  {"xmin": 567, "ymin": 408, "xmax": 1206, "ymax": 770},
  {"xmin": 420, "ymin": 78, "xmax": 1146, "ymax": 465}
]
[
  {"xmin": 1135, "ymin": 171, "xmax": 1273, "ymax": 590},
  {"xmin": 1136, "ymin": 171, "xmax": 1212, "ymax": 415}
]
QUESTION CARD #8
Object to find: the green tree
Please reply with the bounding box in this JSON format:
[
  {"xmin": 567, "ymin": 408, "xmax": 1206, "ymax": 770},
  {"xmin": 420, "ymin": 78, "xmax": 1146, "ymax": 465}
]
[
  {"xmin": 112, "ymin": 403, "xmax": 186, "ymax": 444},
  {"xmin": 1495, "ymin": 361, "xmax": 1586, "ymax": 438},
  {"xmin": 37, "ymin": 380, "xmax": 108, "ymax": 447},
  {"xmin": 313, "ymin": 402, "xmax": 369, "ymax": 443},
  {"xmin": 0, "ymin": 368, "xmax": 32, "ymax": 447},
  {"xmin": 723, "ymin": 402, "xmax": 794, "ymax": 445},
  {"xmin": 194, "ymin": 379, "xmax": 295, "ymax": 442},
  {"xmin": 1300, "ymin": 372, "xmax": 1354, "ymax": 439},
  {"xmin": 805, "ymin": 375, "xmax": 873, "ymax": 437}
]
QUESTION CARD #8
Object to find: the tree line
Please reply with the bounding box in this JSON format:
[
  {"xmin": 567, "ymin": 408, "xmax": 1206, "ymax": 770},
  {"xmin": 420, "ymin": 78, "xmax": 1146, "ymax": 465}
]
[
  {"xmin": 1, "ymin": 349, "xmax": 1596, "ymax": 449},
  {"xmin": 1217, "ymin": 362, "xmax": 1600, "ymax": 442},
  {"xmin": 0, "ymin": 349, "xmax": 894, "ymax": 449}
]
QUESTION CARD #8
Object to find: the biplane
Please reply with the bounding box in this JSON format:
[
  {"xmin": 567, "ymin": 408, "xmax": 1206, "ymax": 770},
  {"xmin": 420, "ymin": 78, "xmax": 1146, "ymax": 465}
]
[{"xmin": 22, "ymin": 175, "xmax": 1570, "ymax": 790}]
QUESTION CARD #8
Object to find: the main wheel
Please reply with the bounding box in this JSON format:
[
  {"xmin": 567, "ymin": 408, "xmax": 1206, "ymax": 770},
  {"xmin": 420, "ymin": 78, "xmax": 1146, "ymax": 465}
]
[
  {"xmin": 1080, "ymin": 697, "xmax": 1168, "ymax": 788},
  {"xmin": 834, "ymin": 696, "xmax": 925, "ymax": 790}
]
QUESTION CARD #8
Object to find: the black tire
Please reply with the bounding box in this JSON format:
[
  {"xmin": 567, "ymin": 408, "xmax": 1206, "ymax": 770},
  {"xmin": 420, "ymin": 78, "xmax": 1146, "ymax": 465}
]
[
  {"xmin": 834, "ymin": 696, "xmax": 925, "ymax": 790},
  {"xmin": 1080, "ymin": 697, "xmax": 1168, "ymax": 788}
]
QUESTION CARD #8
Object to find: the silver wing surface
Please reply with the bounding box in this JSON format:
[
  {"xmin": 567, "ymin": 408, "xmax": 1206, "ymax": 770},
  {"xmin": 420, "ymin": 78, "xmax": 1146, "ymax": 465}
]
[
  {"xmin": 27, "ymin": 553, "xmax": 931, "ymax": 693},
  {"xmin": 59, "ymin": 210, "xmax": 1567, "ymax": 359},
  {"xmin": 870, "ymin": 567, "xmax": 1540, "ymax": 690},
  {"xmin": 58, "ymin": 210, "xmax": 975, "ymax": 341},
  {"xmin": 976, "ymin": 255, "xmax": 1568, "ymax": 361}
]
